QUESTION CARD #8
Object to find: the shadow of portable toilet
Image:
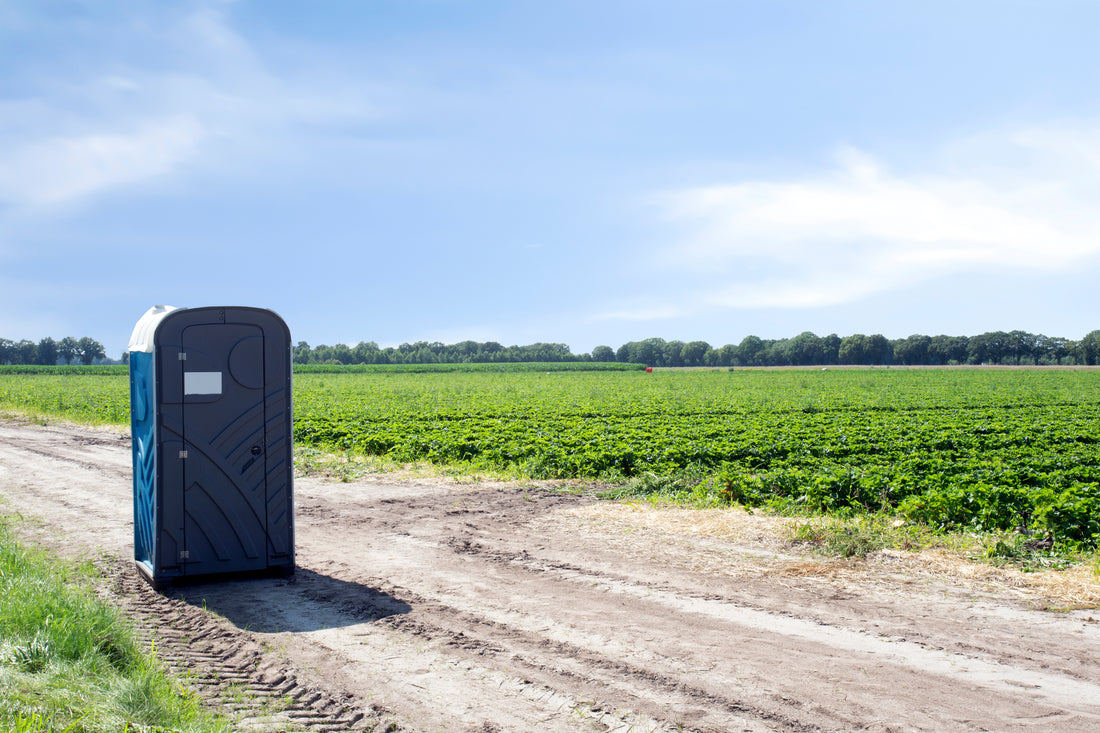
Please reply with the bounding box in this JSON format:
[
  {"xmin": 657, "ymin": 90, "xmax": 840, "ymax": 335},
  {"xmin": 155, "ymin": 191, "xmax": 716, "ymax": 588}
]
[{"xmin": 128, "ymin": 305, "xmax": 295, "ymax": 589}]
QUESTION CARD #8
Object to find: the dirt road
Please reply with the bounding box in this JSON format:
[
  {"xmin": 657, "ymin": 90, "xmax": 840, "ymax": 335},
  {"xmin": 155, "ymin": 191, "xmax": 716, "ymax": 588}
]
[{"xmin": 1, "ymin": 419, "xmax": 1099, "ymax": 732}]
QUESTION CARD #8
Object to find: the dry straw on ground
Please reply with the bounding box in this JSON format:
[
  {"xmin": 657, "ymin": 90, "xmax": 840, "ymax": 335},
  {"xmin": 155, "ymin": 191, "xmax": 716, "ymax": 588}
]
[
  {"xmin": 878, "ymin": 549, "xmax": 1100, "ymax": 609},
  {"xmin": 549, "ymin": 501, "xmax": 1100, "ymax": 610}
]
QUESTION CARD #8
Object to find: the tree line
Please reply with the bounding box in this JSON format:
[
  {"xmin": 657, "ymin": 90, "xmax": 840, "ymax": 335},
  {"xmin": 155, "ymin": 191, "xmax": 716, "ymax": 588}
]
[
  {"xmin": 0, "ymin": 337, "xmax": 107, "ymax": 365},
  {"xmin": 611, "ymin": 331, "xmax": 1100, "ymax": 367},
  {"xmin": 293, "ymin": 330, "xmax": 1100, "ymax": 368},
  {"xmin": 294, "ymin": 340, "xmax": 578, "ymax": 365},
  {"xmin": 6, "ymin": 329, "xmax": 1099, "ymax": 368}
]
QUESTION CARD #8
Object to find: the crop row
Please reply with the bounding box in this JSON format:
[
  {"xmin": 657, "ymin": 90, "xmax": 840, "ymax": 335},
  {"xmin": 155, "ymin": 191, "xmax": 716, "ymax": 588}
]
[
  {"xmin": 2, "ymin": 368, "xmax": 1098, "ymax": 547},
  {"xmin": 293, "ymin": 370, "xmax": 1100, "ymax": 547},
  {"xmin": 0, "ymin": 365, "xmax": 127, "ymax": 375}
]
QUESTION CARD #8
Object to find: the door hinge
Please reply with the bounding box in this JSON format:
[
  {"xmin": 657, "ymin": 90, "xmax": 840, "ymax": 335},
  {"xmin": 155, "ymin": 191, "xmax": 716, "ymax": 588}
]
[
  {"xmin": 179, "ymin": 550, "xmax": 190, "ymax": 560},
  {"xmin": 179, "ymin": 450, "xmax": 188, "ymax": 459},
  {"xmin": 178, "ymin": 352, "xmax": 187, "ymax": 360}
]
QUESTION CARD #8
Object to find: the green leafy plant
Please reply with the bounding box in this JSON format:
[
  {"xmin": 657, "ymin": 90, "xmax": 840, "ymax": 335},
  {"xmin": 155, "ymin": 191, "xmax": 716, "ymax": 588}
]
[{"xmin": 5, "ymin": 367, "xmax": 1100, "ymax": 548}]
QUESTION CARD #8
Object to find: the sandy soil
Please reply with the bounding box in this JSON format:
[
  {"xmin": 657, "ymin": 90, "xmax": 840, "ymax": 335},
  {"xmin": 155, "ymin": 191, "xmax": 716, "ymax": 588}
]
[{"xmin": 1, "ymin": 418, "xmax": 1099, "ymax": 732}]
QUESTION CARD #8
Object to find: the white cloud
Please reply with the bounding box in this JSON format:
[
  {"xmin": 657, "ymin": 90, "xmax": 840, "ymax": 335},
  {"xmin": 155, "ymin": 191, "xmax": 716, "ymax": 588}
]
[
  {"xmin": 0, "ymin": 116, "xmax": 205, "ymax": 207},
  {"xmin": 0, "ymin": 4, "xmax": 377, "ymax": 215},
  {"xmin": 641, "ymin": 130, "xmax": 1100, "ymax": 313},
  {"xmin": 1010, "ymin": 125, "xmax": 1100, "ymax": 173}
]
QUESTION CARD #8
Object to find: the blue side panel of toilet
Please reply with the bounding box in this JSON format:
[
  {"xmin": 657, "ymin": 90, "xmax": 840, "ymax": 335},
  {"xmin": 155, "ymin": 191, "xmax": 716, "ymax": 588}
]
[{"xmin": 129, "ymin": 350, "xmax": 156, "ymax": 572}]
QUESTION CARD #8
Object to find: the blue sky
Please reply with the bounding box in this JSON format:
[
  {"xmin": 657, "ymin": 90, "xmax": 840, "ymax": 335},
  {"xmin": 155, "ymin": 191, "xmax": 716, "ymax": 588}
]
[{"xmin": 3, "ymin": 0, "xmax": 1100, "ymax": 359}]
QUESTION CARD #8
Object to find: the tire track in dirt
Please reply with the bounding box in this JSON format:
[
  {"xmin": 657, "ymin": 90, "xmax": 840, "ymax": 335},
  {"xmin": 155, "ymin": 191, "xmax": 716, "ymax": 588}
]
[
  {"xmin": 286, "ymin": 483, "xmax": 1100, "ymax": 732},
  {"xmin": 285, "ymin": 562, "xmax": 816, "ymax": 732},
  {"xmin": 106, "ymin": 560, "xmax": 395, "ymax": 732},
  {"xmin": 293, "ymin": 535, "xmax": 1100, "ymax": 732},
  {"xmin": 436, "ymin": 539, "xmax": 1100, "ymax": 709},
  {"xmin": 175, "ymin": 560, "xmax": 722, "ymax": 732}
]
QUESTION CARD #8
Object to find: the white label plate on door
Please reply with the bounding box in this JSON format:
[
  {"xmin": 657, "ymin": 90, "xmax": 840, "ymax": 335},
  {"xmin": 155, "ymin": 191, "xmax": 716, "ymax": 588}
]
[{"xmin": 184, "ymin": 371, "xmax": 223, "ymax": 395}]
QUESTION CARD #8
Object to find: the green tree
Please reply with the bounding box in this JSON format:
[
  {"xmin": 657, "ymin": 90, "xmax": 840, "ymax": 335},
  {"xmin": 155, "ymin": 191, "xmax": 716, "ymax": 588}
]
[
  {"xmin": 838, "ymin": 334, "xmax": 870, "ymax": 364},
  {"xmin": 591, "ymin": 345, "xmax": 615, "ymax": 362},
  {"xmin": 36, "ymin": 337, "xmax": 58, "ymax": 365},
  {"xmin": 737, "ymin": 335, "xmax": 764, "ymax": 366},
  {"xmin": 1078, "ymin": 330, "xmax": 1100, "ymax": 365},
  {"xmin": 894, "ymin": 334, "xmax": 931, "ymax": 365},
  {"xmin": 15, "ymin": 339, "xmax": 37, "ymax": 364},
  {"xmin": 1036, "ymin": 335, "xmax": 1070, "ymax": 364},
  {"xmin": 292, "ymin": 341, "xmax": 313, "ymax": 364},
  {"xmin": 329, "ymin": 343, "xmax": 354, "ymax": 364},
  {"xmin": 867, "ymin": 334, "xmax": 893, "ymax": 365},
  {"xmin": 77, "ymin": 337, "xmax": 105, "ymax": 365},
  {"xmin": 1006, "ymin": 330, "xmax": 1039, "ymax": 364},
  {"xmin": 664, "ymin": 340, "xmax": 686, "ymax": 367},
  {"xmin": 714, "ymin": 343, "xmax": 738, "ymax": 366},
  {"xmin": 769, "ymin": 338, "xmax": 790, "ymax": 365},
  {"xmin": 454, "ymin": 340, "xmax": 478, "ymax": 361},
  {"xmin": 821, "ymin": 334, "xmax": 841, "ymax": 365},
  {"xmin": 928, "ymin": 335, "xmax": 968, "ymax": 365},
  {"xmin": 58, "ymin": 337, "xmax": 79, "ymax": 365},
  {"xmin": 968, "ymin": 331, "xmax": 1009, "ymax": 365},
  {"xmin": 620, "ymin": 338, "xmax": 667, "ymax": 367},
  {"xmin": 788, "ymin": 331, "xmax": 823, "ymax": 366},
  {"xmin": 679, "ymin": 341, "xmax": 711, "ymax": 367},
  {"xmin": 352, "ymin": 341, "xmax": 382, "ymax": 364},
  {"xmin": 480, "ymin": 341, "xmax": 504, "ymax": 360}
]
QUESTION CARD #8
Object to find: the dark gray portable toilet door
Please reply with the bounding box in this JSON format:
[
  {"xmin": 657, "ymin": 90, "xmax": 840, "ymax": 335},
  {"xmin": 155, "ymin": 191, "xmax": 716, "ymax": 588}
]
[{"xmin": 181, "ymin": 323, "xmax": 268, "ymax": 575}]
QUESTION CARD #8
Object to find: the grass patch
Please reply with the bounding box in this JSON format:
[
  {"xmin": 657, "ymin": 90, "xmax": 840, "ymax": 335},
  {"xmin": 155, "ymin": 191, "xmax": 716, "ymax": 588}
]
[
  {"xmin": 0, "ymin": 516, "xmax": 228, "ymax": 733},
  {"xmin": 598, "ymin": 467, "xmax": 711, "ymax": 502},
  {"xmin": 786, "ymin": 513, "xmax": 966, "ymax": 558},
  {"xmin": 782, "ymin": 512, "xmax": 1098, "ymax": 578}
]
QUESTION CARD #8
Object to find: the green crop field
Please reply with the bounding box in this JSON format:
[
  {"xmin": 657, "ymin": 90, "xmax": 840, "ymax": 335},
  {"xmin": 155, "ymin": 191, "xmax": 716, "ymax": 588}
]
[
  {"xmin": 0, "ymin": 371, "xmax": 130, "ymax": 424},
  {"xmin": 2, "ymin": 366, "xmax": 1098, "ymax": 548}
]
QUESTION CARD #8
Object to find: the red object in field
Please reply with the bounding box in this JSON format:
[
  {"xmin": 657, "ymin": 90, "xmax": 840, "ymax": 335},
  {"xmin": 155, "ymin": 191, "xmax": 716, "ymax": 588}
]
[{"xmin": 645, "ymin": 367, "xmax": 653, "ymax": 373}]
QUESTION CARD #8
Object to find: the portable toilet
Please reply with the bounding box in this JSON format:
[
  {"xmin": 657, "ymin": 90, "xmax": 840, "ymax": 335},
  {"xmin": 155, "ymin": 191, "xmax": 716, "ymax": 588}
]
[{"xmin": 128, "ymin": 305, "xmax": 294, "ymax": 587}]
